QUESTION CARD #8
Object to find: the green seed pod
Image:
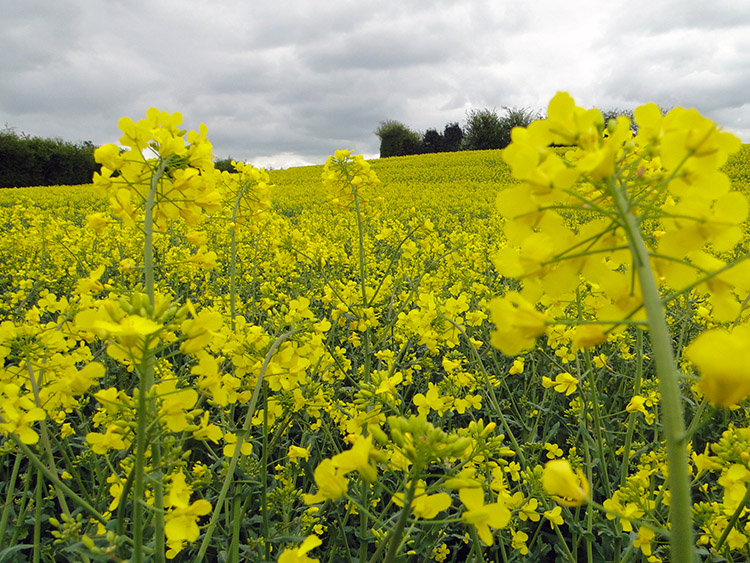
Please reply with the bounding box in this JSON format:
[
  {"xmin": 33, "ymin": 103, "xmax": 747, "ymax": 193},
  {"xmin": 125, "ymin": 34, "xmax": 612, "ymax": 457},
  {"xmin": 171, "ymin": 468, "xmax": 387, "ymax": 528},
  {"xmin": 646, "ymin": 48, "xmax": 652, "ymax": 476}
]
[
  {"xmin": 390, "ymin": 428, "xmax": 405, "ymax": 448},
  {"xmin": 369, "ymin": 425, "xmax": 389, "ymax": 445}
]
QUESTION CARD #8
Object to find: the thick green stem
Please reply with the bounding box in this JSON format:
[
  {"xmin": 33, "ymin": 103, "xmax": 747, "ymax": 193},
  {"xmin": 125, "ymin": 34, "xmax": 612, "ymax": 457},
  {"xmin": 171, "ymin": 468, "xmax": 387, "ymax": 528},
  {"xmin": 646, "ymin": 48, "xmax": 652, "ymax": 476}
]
[
  {"xmin": 377, "ymin": 469, "xmax": 420, "ymax": 563},
  {"xmin": 609, "ymin": 178, "xmax": 695, "ymax": 562},
  {"xmin": 143, "ymin": 160, "xmax": 167, "ymax": 308},
  {"xmin": 133, "ymin": 159, "xmax": 167, "ymax": 563},
  {"xmin": 132, "ymin": 351, "xmax": 153, "ymax": 563}
]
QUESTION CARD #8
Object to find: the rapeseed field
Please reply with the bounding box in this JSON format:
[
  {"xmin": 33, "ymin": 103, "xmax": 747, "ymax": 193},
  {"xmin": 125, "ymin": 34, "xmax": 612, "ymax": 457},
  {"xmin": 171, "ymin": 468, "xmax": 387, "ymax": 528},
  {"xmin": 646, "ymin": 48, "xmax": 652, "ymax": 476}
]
[{"xmin": 1, "ymin": 96, "xmax": 750, "ymax": 562}]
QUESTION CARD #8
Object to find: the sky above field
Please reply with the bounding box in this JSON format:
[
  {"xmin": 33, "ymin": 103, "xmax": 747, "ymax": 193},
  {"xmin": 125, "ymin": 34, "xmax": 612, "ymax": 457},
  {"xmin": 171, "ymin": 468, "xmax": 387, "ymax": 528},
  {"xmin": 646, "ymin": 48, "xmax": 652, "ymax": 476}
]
[{"xmin": 2, "ymin": 0, "xmax": 749, "ymax": 169}]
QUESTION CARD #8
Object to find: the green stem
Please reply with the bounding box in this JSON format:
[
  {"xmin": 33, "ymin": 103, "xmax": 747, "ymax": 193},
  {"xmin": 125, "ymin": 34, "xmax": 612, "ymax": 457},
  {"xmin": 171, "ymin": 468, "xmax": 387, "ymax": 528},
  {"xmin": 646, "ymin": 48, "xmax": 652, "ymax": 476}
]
[
  {"xmin": 352, "ymin": 180, "xmax": 372, "ymax": 385},
  {"xmin": 229, "ymin": 494, "xmax": 242, "ymax": 563},
  {"xmin": 11, "ymin": 437, "xmax": 110, "ymax": 527},
  {"xmin": 608, "ymin": 177, "xmax": 695, "ymax": 562},
  {"xmin": 377, "ymin": 469, "xmax": 420, "ymax": 563},
  {"xmin": 582, "ymin": 356, "xmax": 613, "ymax": 499},
  {"xmin": 714, "ymin": 485, "xmax": 750, "ymax": 554},
  {"xmin": 230, "ymin": 223, "xmax": 238, "ymax": 327},
  {"xmin": 262, "ymin": 385, "xmax": 270, "ymax": 561},
  {"xmin": 0, "ymin": 452, "xmax": 22, "ymax": 542},
  {"xmin": 143, "ymin": 159, "xmax": 167, "ymax": 308},
  {"xmin": 132, "ymin": 366, "xmax": 150, "ymax": 563},
  {"xmin": 26, "ymin": 360, "xmax": 70, "ymax": 515},
  {"xmin": 620, "ymin": 329, "xmax": 644, "ymax": 488},
  {"xmin": 34, "ymin": 469, "xmax": 42, "ymax": 563},
  {"xmin": 134, "ymin": 159, "xmax": 167, "ymax": 563},
  {"xmin": 229, "ymin": 181, "xmax": 251, "ymax": 328},
  {"xmin": 469, "ymin": 526, "xmax": 486, "ymax": 563},
  {"xmin": 196, "ymin": 330, "xmax": 296, "ymax": 560}
]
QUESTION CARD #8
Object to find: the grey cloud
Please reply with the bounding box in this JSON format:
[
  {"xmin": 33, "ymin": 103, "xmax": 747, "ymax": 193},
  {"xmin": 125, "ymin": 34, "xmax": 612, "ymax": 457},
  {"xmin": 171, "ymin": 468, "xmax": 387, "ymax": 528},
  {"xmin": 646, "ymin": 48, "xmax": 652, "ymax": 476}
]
[{"xmin": 1, "ymin": 0, "xmax": 748, "ymax": 169}]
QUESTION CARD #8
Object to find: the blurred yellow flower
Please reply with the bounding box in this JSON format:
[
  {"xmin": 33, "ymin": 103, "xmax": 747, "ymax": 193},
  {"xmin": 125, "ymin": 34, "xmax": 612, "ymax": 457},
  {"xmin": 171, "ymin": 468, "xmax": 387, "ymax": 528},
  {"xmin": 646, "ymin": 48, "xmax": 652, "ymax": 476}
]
[
  {"xmin": 542, "ymin": 459, "xmax": 590, "ymax": 506},
  {"xmin": 458, "ymin": 487, "xmax": 510, "ymax": 546}
]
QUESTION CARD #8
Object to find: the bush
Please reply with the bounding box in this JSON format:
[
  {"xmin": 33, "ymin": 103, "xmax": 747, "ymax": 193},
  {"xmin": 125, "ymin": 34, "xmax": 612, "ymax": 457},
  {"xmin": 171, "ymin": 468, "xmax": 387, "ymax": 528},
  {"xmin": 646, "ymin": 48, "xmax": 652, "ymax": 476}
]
[
  {"xmin": 375, "ymin": 120, "xmax": 423, "ymax": 158},
  {"xmin": 0, "ymin": 127, "xmax": 99, "ymax": 188},
  {"xmin": 463, "ymin": 108, "xmax": 505, "ymax": 151},
  {"xmin": 214, "ymin": 157, "xmax": 239, "ymax": 173},
  {"xmin": 463, "ymin": 107, "xmax": 540, "ymax": 151}
]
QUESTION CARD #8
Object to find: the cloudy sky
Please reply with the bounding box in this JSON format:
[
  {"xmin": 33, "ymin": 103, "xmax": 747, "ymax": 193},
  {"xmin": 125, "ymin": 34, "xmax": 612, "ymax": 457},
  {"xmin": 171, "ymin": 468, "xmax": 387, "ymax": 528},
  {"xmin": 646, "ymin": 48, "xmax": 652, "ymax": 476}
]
[{"xmin": 2, "ymin": 0, "xmax": 749, "ymax": 169}]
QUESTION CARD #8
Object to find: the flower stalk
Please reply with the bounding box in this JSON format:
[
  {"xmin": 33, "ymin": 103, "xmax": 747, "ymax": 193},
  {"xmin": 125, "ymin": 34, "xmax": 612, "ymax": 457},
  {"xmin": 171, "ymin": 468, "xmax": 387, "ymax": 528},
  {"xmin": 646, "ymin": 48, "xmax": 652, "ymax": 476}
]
[{"xmin": 609, "ymin": 176, "xmax": 695, "ymax": 562}]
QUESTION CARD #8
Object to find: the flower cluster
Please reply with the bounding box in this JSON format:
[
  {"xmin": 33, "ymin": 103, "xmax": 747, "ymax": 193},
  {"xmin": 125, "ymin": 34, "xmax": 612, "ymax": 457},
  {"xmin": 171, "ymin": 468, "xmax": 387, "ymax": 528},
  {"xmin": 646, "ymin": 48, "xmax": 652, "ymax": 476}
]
[{"xmin": 93, "ymin": 108, "xmax": 222, "ymax": 230}]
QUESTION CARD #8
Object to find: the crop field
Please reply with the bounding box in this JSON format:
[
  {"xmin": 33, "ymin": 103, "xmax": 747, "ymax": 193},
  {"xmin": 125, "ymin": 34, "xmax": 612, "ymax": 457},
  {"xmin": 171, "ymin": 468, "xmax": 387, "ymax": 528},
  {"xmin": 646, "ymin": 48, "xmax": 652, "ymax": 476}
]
[{"xmin": 1, "ymin": 96, "xmax": 750, "ymax": 562}]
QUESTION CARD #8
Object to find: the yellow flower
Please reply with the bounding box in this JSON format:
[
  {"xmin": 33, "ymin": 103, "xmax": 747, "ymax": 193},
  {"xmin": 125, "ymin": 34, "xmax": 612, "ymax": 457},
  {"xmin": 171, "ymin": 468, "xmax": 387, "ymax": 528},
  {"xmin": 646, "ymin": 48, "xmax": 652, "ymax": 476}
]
[
  {"xmin": 633, "ymin": 526, "xmax": 655, "ymax": 556},
  {"xmin": 509, "ymin": 357, "xmax": 524, "ymax": 375},
  {"xmin": 86, "ymin": 424, "xmax": 129, "ymax": 455},
  {"xmin": 303, "ymin": 459, "xmax": 349, "ymax": 504},
  {"xmin": 511, "ymin": 529, "xmax": 529, "ymax": 555},
  {"xmin": 542, "ymin": 460, "xmax": 589, "ymax": 506},
  {"xmin": 164, "ymin": 499, "xmax": 212, "ymax": 558},
  {"xmin": 0, "ymin": 385, "xmax": 46, "ymax": 445},
  {"xmin": 458, "ymin": 487, "xmax": 510, "ymax": 546},
  {"xmin": 167, "ymin": 470, "xmax": 193, "ymax": 509},
  {"xmin": 222, "ymin": 432, "xmax": 253, "ymax": 457},
  {"xmin": 626, "ymin": 395, "xmax": 648, "ymax": 416},
  {"xmin": 718, "ymin": 464, "xmax": 750, "ymax": 511},
  {"xmin": 322, "ymin": 150, "xmax": 381, "ymax": 212},
  {"xmin": 85, "ymin": 212, "xmax": 109, "ymax": 233},
  {"xmin": 543, "ymin": 505, "xmax": 564, "ymax": 528},
  {"xmin": 570, "ymin": 324, "xmax": 607, "ymax": 352},
  {"xmin": 544, "ymin": 443, "xmax": 563, "ymax": 459},
  {"xmin": 180, "ymin": 310, "xmax": 223, "ymax": 354},
  {"xmin": 191, "ymin": 411, "xmax": 223, "ymax": 443},
  {"xmin": 330, "ymin": 434, "xmax": 377, "ymax": 482},
  {"xmin": 686, "ymin": 325, "xmax": 750, "ymax": 407},
  {"xmin": 84, "ymin": 313, "xmax": 162, "ymax": 349},
  {"xmin": 288, "ymin": 445, "xmax": 311, "ymax": 462},
  {"xmin": 488, "ymin": 292, "xmax": 548, "ymax": 356},
  {"xmin": 413, "ymin": 384, "xmax": 446, "ymax": 416},
  {"xmin": 545, "ymin": 91, "xmax": 603, "ymax": 147},
  {"xmin": 392, "ymin": 481, "xmax": 452, "ymax": 519},
  {"xmin": 164, "ymin": 470, "xmax": 212, "ymax": 558},
  {"xmin": 157, "ymin": 379, "xmax": 199, "ymax": 433},
  {"xmin": 432, "ymin": 543, "xmax": 450, "ymax": 562},
  {"xmin": 542, "ymin": 372, "xmax": 579, "ymax": 395},
  {"xmin": 278, "ymin": 535, "xmax": 321, "ymax": 563}
]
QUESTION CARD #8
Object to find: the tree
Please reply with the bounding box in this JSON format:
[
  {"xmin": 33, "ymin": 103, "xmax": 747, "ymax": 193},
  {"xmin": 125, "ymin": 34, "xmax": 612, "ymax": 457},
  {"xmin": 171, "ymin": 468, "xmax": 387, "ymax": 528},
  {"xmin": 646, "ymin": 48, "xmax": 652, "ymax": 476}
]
[
  {"xmin": 214, "ymin": 157, "xmax": 239, "ymax": 173},
  {"xmin": 463, "ymin": 107, "xmax": 540, "ymax": 151},
  {"xmin": 498, "ymin": 107, "xmax": 541, "ymax": 146},
  {"xmin": 421, "ymin": 128, "xmax": 444, "ymax": 153},
  {"xmin": 442, "ymin": 122, "xmax": 463, "ymax": 152},
  {"xmin": 375, "ymin": 120, "xmax": 422, "ymax": 158},
  {"xmin": 462, "ymin": 108, "xmax": 505, "ymax": 151}
]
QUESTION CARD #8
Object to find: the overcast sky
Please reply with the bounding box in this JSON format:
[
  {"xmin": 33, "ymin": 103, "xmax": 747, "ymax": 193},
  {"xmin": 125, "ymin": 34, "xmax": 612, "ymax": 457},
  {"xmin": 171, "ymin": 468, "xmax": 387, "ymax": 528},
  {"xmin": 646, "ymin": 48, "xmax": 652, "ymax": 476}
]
[{"xmin": 2, "ymin": 0, "xmax": 749, "ymax": 169}]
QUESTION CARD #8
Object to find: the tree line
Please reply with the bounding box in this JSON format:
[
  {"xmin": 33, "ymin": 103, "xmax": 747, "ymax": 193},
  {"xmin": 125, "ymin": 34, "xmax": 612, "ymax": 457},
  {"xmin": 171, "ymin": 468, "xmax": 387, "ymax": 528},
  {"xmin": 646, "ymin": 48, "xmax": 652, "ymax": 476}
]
[
  {"xmin": 375, "ymin": 107, "xmax": 637, "ymax": 158},
  {"xmin": 0, "ymin": 126, "xmax": 100, "ymax": 188},
  {"xmin": 0, "ymin": 106, "xmax": 640, "ymax": 188}
]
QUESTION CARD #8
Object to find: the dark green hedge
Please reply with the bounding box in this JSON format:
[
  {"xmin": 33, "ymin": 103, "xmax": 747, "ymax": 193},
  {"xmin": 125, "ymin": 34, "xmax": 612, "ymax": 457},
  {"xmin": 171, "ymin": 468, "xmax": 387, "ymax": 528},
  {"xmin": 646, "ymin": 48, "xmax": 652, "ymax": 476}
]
[{"xmin": 0, "ymin": 129, "xmax": 99, "ymax": 188}]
